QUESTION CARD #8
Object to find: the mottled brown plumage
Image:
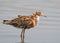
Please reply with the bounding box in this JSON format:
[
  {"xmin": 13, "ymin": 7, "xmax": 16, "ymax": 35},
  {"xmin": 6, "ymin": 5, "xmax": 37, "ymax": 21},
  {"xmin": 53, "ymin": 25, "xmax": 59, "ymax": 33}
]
[{"xmin": 3, "ymin": 11, "xmax": 47, "ymax": 43}]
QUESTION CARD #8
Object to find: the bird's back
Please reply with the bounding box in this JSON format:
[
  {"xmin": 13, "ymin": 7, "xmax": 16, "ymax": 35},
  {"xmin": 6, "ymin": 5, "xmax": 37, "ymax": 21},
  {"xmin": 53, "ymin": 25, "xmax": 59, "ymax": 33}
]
[{"xmin": 17, "ymin": 16, "xmax": 37, "ymax": 29}]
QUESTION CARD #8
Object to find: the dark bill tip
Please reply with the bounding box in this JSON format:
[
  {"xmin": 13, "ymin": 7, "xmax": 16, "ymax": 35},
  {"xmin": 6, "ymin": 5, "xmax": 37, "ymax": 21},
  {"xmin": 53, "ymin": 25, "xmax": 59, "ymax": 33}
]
[{"xmin": 44, "ymin": 15, "xmax": 47, "ymax": 17}]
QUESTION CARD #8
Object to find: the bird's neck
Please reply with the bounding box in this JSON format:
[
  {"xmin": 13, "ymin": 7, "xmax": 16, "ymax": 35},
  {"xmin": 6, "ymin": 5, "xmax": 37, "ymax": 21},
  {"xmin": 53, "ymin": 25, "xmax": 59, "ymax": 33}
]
[{"xmin": 36, "ymin": 16, "xmax": 40, "ymax": 22}]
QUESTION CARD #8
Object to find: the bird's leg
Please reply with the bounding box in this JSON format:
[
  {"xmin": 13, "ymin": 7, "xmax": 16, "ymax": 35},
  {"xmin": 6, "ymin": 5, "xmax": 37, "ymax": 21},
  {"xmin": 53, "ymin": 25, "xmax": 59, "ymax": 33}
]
[
  {"xmin": 21, "ymin": 30, "xmax": 22, "ymax": 41},
  {"xmin": 21, "ymin": 29, "xmax": 25, "ymax": 43}
]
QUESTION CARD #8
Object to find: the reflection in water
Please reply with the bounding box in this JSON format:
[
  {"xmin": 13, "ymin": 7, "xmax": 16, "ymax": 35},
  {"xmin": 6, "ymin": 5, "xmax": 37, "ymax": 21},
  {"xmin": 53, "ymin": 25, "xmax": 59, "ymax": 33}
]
[{"xmin": 16, "ymin": 42, "xmax": 27, "ymax": 43}]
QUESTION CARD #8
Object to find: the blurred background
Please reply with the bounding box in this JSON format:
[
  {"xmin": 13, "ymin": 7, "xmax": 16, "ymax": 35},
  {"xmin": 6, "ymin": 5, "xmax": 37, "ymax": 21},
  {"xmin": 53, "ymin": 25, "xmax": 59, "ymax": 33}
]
[{"xmin": 0, "ymin": 0, "xmax": 60, "ymax": 43}]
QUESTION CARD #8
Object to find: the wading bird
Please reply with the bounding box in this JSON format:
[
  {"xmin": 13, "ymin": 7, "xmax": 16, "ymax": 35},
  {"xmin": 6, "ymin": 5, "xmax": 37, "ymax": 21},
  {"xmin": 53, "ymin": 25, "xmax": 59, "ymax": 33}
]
[{"xmin": 3, "ymin": 11, "xmax": 47, "ymax": 43}]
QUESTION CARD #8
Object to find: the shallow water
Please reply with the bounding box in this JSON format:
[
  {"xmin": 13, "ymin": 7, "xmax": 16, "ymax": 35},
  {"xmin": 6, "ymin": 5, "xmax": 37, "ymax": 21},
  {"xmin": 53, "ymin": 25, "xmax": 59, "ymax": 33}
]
[{"xmin": 0, "ymin": 0, "xmax": 60, "ymax": 43}]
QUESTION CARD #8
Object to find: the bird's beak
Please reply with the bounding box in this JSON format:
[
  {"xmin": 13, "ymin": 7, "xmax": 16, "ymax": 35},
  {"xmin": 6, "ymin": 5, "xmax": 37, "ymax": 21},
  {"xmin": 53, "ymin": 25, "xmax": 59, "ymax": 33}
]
[
  {"xmin": 44, "ymin": 15, "xmax": 47, "ymax": 17},
  {"xmin": 41, "ymin": 12, "xmax": 47, "ymax": 17}
]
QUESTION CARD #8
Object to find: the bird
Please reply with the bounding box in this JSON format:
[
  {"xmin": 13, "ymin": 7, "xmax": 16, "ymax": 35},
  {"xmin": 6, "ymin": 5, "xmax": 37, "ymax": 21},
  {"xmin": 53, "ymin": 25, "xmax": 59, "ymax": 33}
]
[{"xmin": 3, "ymin": 10, "xmax": 47, "ymax": 43}]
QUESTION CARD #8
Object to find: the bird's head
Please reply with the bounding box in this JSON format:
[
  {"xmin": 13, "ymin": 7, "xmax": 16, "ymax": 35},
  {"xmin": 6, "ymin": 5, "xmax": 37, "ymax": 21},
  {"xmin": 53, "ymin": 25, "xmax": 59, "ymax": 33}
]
[{"xmin": 33, "ymin": 11, "xmax": 47, "ymax": 17}]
